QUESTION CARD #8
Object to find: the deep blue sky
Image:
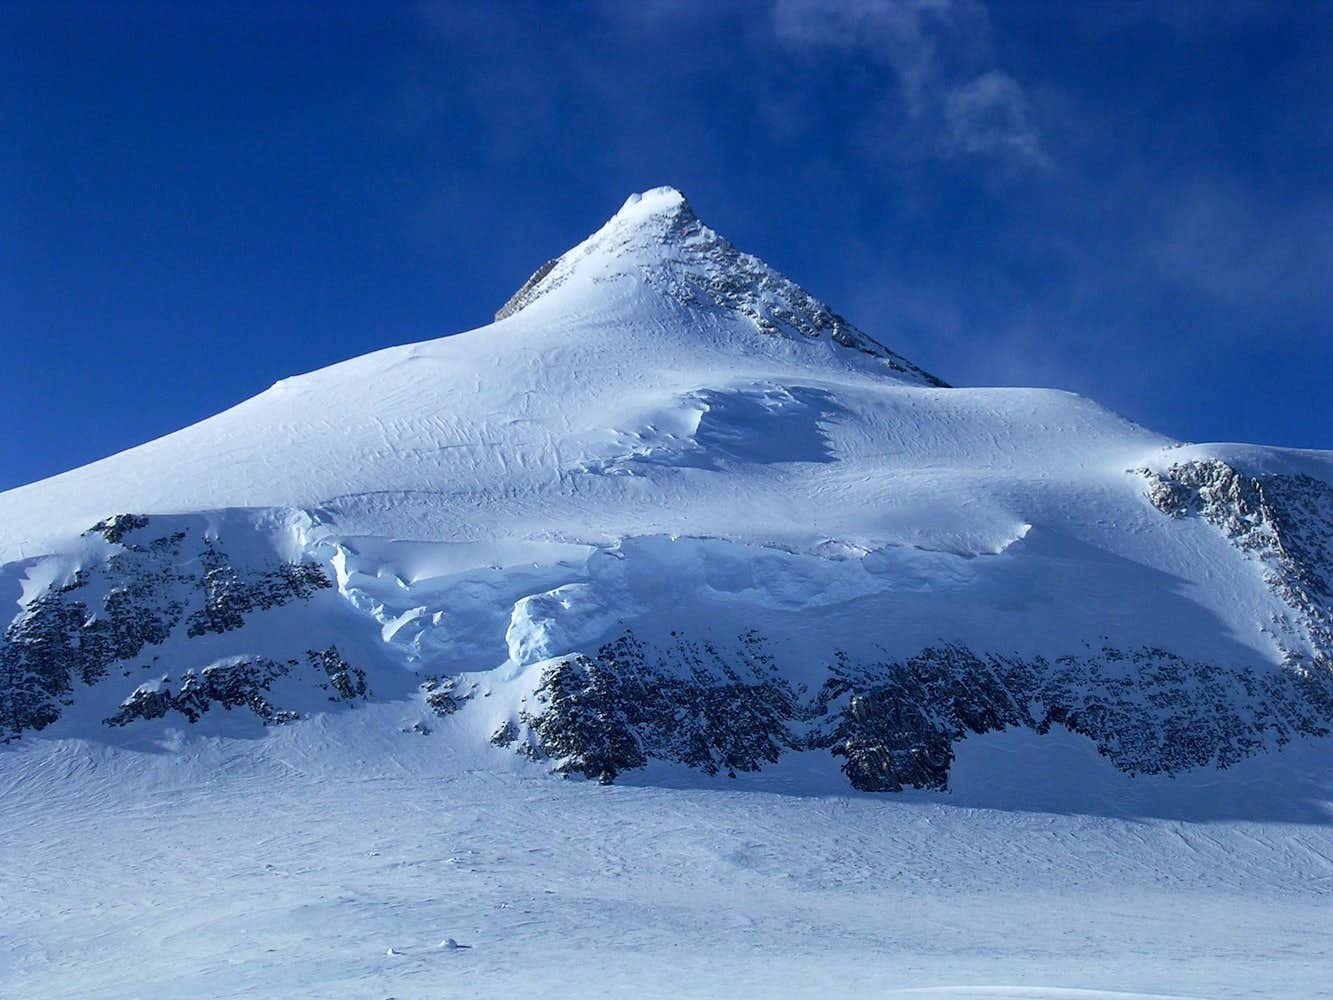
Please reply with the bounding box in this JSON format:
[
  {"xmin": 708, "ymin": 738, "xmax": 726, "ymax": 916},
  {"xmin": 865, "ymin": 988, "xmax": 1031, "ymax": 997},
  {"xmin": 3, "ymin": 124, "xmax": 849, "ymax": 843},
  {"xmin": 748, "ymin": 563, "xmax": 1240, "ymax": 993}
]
[{"xmin": 3, "ymin": 1, "xmax": 1330, "ymax": 490}]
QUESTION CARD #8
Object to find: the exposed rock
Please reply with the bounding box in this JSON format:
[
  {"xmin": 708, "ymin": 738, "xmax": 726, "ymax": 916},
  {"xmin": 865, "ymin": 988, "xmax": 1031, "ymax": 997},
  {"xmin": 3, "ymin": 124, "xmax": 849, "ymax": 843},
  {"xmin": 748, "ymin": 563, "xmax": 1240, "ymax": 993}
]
[
  {"xmin": 516, "ymin": 630, "xmax": 812, "ymax": 783},
  {"xmin": 104, "ymin": 645, "xmax": 366, "ymax": 728},
  {"xmin": 1, "ymin": 527, "xmax": 191, "ymax": 737},
  {"xmin": 105, "ymin": 657, "xmax": 294, "ymax": 726},
  {"xmin": 1141, "ymin": 461, "xmax": 1333, "ymax": 672},
  {"xmin": 308, "ymin": 646, "xmax": 368, "ymax": 701},
  {"xmin": 816, "ymin": 645, "xmax": 1028, "ymax": 792},
  {"xmin": 87, "ymin": 513, "xmax": 150, "ymax": 544},
  {"xmin": 644, "ymin": 202, "xmax": 944, "ymax": 381},
  {"xmin": 106, "ymin": 682, "xmax": 172, "ymax": 725},
  {"xmin": 421, "ymin": 675, "xmax": 469, "ymax": 716},
  {"xmin": 510, "ymin": 630, "xmax": 1332, "ymax": 792},
  {"xmin": 186, "ymin": 544, "xmax": 332, "ymax": 638},
  {"xmin": 1, "ymin": 521, "xmax": 338, "ymax": 739},
  {"xmin": 520, "ymin": 651, "xmax": 646, "ymax": 784},
  {"xmin": 494, "ymin": 258, "xmax": 559, "ymax": 321}
]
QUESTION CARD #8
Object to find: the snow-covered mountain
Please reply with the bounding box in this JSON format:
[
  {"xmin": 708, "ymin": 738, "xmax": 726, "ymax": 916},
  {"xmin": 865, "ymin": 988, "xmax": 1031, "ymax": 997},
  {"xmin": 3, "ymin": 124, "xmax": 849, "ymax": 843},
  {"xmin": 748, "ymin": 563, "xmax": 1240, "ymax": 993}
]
[{"xmin": 3, "ymin": 185, "xmax": 1331, "ymax": 793}]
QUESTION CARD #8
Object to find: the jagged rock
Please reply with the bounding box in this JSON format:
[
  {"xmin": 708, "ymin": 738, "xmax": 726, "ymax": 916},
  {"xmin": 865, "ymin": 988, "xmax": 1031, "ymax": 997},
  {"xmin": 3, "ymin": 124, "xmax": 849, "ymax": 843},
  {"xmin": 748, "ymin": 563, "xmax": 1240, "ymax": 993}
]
[
  {"xmin": 520, "ymin": 653, "xmax": 646, "ymax": 784},
  {"xmin": 87, "ymin": 513, "xmax": 150, "ymax": 544},
  {"xmin": 109, "ymin": 683, "xmax": 172, "ymax": 723},
  {"xmin": 1, "ymin": 529, "xmax": 191, "ymax": 737},
  {"xmin": 308, "ymin": 646, "xmax": 368, "ymax": 701},
  {"xmin": 819, "ymin": 646, "xmax": 1026, "ymax": 791},
  {"xmin": 0, "ymin": 521, "xmax": 340, "ymax": 739},
  {"xmin": 421, "ymin": 676, "xmax": 469, "ymax": 716},
  {"xmin": 186, "ymin": 544, "xmax": 332, "ymax": 638},
  {"xmin": 1141, "ymin": 461, "xmax": 1333, "ymax": 672},
  {"xmin": 104, "ymin": 645, "xmax": 366, "ymax": 728},
  {"xmin": 494, "ymin": 257, "xmax": 559, "ymax": 321},
  {"xmin": 507, "ymin": 630, "xmax": 1333, "ymax": 792},
  {"xmin": 516, "ymin": 631, "xmax": 807, "ymax": 783},
  {"xmin": 105, "ymin": 657, "xmax": 291, "ymax": 726}
]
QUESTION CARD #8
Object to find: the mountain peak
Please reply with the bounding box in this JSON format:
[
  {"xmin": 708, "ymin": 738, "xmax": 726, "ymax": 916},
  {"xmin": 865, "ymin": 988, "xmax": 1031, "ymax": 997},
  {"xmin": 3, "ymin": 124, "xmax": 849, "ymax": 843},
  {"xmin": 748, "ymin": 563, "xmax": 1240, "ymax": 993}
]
[
  {"xmin": 612, "ymin": 185, "xmax": 690, "ymax": 222},
  {"xmin": 494, "ymin": 188, "xmax": 947, "ymax": 386}
]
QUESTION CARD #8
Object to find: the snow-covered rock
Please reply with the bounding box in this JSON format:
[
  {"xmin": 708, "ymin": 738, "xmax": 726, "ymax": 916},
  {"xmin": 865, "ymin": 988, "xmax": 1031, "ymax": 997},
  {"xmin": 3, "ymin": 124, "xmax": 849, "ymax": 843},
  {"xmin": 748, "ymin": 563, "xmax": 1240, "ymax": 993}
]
[{"xmin": 1, "ymin": 188, "xmax": 1330, "ymax": 794}]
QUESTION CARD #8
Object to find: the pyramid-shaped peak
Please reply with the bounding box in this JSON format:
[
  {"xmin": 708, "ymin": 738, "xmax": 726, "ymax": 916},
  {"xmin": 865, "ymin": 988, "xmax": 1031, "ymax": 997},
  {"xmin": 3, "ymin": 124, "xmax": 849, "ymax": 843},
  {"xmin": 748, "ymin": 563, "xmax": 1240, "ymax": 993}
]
[
  {"xmin": 594, "ymin": 185, "xmax": 700, "ymax": 247},
  {"xmin": 493, "ymin": 188, "xmax": 947, "ymax": 387}
]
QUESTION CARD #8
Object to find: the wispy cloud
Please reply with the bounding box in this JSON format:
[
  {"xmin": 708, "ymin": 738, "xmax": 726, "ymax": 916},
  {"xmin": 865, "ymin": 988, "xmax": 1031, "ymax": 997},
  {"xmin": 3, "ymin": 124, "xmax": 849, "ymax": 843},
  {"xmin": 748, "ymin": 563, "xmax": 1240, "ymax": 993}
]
[
  {"xmin": 1149, "ymin": 181, "xmax": 1333, "ymax": 317},
  {"xmin": 941, "ymin": 69, "xmax": 1048, "ymax": 168},
  {"xmin": 771, "ymin": 0, "xmax": 965, "ymax": 112},
  {"xmin": 770, "ymin": 0, "xmax": 1048, "ymax": 170}
]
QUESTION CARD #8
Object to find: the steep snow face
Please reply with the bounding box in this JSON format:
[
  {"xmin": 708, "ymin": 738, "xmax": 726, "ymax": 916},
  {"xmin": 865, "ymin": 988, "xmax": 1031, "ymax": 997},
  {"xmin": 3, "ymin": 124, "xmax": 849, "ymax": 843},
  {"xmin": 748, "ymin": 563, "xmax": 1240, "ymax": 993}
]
[
  {"xmin": 1, "ymin": 188, "xmax": 1331, "ymax": 794},
  {"xmin": 494, "ymin": 186, "xmax": 945, "ymax": 385}
]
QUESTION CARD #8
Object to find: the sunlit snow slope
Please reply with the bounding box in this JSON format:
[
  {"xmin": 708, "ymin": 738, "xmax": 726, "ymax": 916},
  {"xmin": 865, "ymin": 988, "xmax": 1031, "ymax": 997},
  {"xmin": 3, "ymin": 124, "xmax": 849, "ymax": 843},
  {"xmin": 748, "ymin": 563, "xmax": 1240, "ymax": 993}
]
[{"xmin": 2, "ymin": 186, "xmax": 1331, "ymax": 793}]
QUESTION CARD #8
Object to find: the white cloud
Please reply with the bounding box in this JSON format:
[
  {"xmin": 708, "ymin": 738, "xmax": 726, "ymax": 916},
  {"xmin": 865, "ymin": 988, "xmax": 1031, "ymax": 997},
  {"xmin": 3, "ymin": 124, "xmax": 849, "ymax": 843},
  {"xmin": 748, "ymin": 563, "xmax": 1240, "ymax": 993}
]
[
  {"xmin": 1150, "ymin": 181, "xmax": 1333, "ymax": 316},
  {"xmin": 942, "ymin": 70, "xmax": 1049, "ymax": 168},
  {"xmin": 771, "ymin": 0, "xmax": 960, "ymax": 111},
  {"xmin": 770, "ymin": 0, "xmax": 1047, "ymax": 170}
]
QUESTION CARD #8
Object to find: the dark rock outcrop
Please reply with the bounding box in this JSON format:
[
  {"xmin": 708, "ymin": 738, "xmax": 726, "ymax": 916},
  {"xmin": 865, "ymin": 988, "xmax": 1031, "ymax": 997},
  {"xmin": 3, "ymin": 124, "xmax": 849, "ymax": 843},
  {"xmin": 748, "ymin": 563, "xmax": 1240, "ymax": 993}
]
[
  {"xmin": 421, "ymin": 675, "xmax": 469, "ymax": 717},
  {"xmin": 88, "ymin": 513, "xmax": 150, "ymax": 544},
  {"xmin": 494, "ymin": 257, "xmax": 560, "ymax": 321},
  {"xmin": 104, "ymin": 645, "xmax": 366, "ymax": 728},
  {"xmin": 308, "ymin": 646, "xmax": 368, "ymax": 701},
  {"xmin": 186, "ymin": 544, "xmax": 332, "ymax": 638},
  {"xmin": 1, "ymin": 522, "xmax": 190, "ymax": 737},
  {"xmin": 1, "ymin": 516, "xmax": 337, "ymax": 739},
  {"xmin": 501, "ymin": 630, "xmax": 1332, "ymax": 791},
  {"xmin": 514, "ymin": 631, "xmax": 801, "ymax": 783},
  {"xmin": 1141, "ymin": 460, "xmax": 1333, "ymax": 672}
]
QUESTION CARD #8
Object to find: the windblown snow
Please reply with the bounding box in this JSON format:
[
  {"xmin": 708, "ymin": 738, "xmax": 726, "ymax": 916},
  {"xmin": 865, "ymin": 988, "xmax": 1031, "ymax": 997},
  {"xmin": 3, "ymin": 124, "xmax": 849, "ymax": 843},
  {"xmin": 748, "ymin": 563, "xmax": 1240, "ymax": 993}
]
[{"xmin": 3, "ymin": 187, "xmax": 1331, "ymax": 999}]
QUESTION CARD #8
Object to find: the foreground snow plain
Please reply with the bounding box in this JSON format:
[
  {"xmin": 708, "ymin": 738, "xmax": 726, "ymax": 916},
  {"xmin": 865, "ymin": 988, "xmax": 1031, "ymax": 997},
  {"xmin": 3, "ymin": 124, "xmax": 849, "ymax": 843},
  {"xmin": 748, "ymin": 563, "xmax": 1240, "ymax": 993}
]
[{"xmin": 5, "ymin": 714, "xmax": 1332, "ymax": 999}]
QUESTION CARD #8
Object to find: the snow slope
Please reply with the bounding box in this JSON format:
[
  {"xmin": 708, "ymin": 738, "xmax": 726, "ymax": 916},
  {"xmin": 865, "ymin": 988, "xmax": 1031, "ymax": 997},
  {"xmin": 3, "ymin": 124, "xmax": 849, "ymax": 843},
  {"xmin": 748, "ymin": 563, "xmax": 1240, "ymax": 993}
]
[
  {"xmin": 2, "ymin": 187, "xmax": 1332, "ymax": 996},
  {"xmin": 0, "ymin": 187, "xmax": 948, "ymax": 559},
  {"xmin": 4, "ymin": 717, "xmax": 1332, "ymax": 999}
]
